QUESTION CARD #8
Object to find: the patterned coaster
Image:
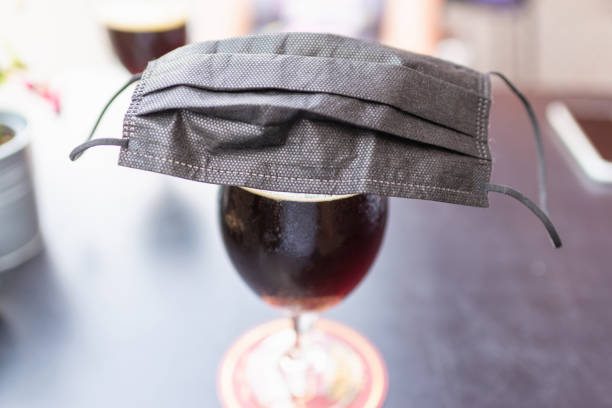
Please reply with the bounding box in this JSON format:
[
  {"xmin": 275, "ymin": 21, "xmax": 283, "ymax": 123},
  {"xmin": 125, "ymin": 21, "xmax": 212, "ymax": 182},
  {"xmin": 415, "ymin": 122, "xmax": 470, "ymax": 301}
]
[{"xmin": 218, "ymin": 319, "xmax": 388, "ymax": 408}]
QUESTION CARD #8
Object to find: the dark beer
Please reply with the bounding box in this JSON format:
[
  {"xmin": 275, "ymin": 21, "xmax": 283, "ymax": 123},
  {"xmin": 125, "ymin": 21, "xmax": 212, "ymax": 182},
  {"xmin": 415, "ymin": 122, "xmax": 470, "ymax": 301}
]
[
  {"xmin": 104, "ymin": 8, "xmax": 186, "ymax": 74},
  {"xmin": 0, "ymin": 124, "xmax": 15, "ymax": 146},
  {"xmin": 220, "ymin": 187, "xmax": 388, "ymax": 312}
]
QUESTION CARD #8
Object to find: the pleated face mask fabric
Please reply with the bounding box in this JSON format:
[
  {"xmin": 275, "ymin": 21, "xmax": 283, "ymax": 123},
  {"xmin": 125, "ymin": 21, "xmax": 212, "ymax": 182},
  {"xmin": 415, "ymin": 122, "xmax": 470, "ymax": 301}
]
[{"xmin": 70, "ymin": 32, "xmax": 561, "ymax": 247}]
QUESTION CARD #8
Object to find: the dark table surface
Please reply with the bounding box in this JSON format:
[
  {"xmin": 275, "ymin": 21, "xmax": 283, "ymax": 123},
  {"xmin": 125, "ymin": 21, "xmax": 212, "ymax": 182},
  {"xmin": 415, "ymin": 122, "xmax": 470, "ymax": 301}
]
[{"xmin": 0, "ymin": 89, "xmax": 611, "ymax": 408}]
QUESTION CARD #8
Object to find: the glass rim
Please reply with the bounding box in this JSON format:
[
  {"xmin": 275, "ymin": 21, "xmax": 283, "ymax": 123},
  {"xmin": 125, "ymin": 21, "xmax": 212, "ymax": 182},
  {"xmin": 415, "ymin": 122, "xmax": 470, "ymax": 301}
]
[
  {"xmin": 97, "ymin": 1, "xmax": 188, "ymax": 32},
  {"xmin": 240, "ymin": 187, "xmax": 358, "ymax": 202}
]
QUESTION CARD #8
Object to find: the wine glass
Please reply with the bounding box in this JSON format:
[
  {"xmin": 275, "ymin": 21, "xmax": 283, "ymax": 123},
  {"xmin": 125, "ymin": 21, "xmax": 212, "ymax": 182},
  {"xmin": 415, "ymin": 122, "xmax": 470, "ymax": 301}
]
[
  {"xmin": 98, "ymin": 0, "xmax": 188, "ymax": 74},
  {"xmin": 219, "ymin": 186, "xmax": 388, "ymax": 407}
]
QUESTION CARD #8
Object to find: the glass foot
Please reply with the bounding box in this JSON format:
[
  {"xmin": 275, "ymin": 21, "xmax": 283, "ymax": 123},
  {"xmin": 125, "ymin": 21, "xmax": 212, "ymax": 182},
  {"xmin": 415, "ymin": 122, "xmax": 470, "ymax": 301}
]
[{"xmin": 218, "ymin": 319, "xmax": 387, "ymax": 408}]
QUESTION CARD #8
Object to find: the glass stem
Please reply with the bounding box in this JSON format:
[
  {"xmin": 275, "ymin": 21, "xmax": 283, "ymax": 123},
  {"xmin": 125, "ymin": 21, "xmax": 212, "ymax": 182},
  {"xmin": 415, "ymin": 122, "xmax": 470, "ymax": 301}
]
[
  {"xmin": 292, "ymin": 314, "xmax": 302, "ymax": 351},
  {"xmin": 280, "ymin": 312, "xmax": 318, "ymax": 401},
  {"xmin": 290, "ymin": 312, "xmax": 317, "ymax": 355}
]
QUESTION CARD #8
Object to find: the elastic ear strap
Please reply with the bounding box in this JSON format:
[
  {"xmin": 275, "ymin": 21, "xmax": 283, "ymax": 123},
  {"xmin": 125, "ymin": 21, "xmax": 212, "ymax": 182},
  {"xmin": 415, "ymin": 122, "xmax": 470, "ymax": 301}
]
[
  {"xmin": 486, "ymin": 183, "xmax": 561, "ymax": 248},
  {"xmin": 70, "ymin": 73, "xmax": 141, "ymax": 161},
  {"xmin": 489, "ymin": 71, "xmax": 548, "ymax": 213},
  {"xmin": 69, "ymin": 138, "xmax": 128, "ymax": 161}
]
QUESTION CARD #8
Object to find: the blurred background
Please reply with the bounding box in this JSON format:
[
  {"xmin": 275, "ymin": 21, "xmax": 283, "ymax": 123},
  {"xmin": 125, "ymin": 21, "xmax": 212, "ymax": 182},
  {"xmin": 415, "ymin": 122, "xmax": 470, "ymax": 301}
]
[
  {"xmin": 2, "ymin": 0, "xmax": 612, "ymax": 94},
  {"xmin": 0, "ymin": 1, "xmax": 611, "ymax": 406}
]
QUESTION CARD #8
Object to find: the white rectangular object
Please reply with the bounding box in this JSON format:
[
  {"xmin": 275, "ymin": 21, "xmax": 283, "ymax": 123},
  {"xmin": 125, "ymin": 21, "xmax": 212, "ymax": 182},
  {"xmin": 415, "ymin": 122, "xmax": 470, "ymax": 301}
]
[{"xmin": 546, "ymin": 101, "xmax": 612, "ymax": 184}]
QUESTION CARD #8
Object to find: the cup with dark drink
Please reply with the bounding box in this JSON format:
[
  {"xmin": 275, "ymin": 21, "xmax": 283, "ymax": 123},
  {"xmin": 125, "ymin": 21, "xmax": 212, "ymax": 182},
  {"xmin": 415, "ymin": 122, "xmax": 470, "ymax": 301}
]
[
  {"xmin": 99, "ymin": 1, "xmax": 188, "ymax": 74},
  {"xmin": 219, "ymin": 186, "xmax": 388, "ymax": 407}
]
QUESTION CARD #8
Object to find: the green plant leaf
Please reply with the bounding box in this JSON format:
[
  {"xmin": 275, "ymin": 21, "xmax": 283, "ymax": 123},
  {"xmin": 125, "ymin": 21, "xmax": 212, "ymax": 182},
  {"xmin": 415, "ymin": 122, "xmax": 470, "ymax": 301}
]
[{"xmin": 12, "ymin": 58, "xmax": 26, "ymax": 70}]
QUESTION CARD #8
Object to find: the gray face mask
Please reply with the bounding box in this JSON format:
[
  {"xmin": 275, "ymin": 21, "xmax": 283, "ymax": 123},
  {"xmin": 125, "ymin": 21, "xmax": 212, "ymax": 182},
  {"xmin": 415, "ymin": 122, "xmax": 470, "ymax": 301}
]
[{"xmin": 70, "ymin": 32, "xmax": 561, "ymax": 248}]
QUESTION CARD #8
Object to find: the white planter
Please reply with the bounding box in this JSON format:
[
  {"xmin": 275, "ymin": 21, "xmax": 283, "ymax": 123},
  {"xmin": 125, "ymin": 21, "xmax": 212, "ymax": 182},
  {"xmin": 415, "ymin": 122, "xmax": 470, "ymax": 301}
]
[{"xmin": 0, "ymin": 111, "xmax": 41, "ymax": 272}]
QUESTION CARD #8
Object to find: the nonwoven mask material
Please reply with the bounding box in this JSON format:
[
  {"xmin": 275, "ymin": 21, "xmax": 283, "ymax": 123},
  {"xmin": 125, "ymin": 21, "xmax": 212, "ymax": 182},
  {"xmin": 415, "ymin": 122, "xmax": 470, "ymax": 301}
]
[{"xmin": 70, "ymin": 32, "xmax": 561, "ymax": 248}]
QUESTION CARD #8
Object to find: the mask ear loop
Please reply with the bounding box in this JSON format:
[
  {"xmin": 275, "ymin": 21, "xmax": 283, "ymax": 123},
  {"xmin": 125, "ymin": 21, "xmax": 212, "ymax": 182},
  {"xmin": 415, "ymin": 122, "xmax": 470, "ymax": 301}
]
[
  {"xmin": 489, "ymin": 71, "xmax": 548, "ymax": 213},
  {"xmin": 485, "ymin": 183, "xmax": 561, "ymax": 248},
  {"xmin": 69, "ymin": 73, "xmax": 142, "ymax": 161},
  {"xmin": 487, "ymin": 72, "xmax": 561, "ymax": 248}
]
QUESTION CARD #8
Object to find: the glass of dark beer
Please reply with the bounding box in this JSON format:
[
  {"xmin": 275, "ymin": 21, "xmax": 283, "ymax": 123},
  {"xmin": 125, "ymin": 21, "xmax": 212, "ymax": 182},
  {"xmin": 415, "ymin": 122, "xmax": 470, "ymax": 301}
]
[
  {"xmin": 100, "ymin": 1, "xmax": 187, "ymax": 74},
  {"xmin": 220, "ymin": 186, "xmax": 388, "ymax": 407}
]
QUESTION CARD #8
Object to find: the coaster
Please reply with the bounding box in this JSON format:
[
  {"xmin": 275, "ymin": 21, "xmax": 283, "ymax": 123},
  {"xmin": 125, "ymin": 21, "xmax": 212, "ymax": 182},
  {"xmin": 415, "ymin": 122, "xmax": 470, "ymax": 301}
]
[{"xmin": 218, "ymin": 318, "xmax": 388, "ymax": 408}]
